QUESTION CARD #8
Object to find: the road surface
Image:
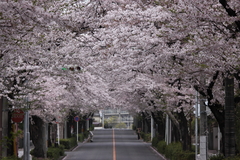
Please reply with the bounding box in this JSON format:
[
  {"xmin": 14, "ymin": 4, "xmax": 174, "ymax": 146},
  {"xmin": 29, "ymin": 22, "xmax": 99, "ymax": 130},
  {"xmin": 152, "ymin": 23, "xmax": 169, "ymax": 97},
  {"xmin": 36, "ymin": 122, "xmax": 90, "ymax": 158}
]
[{"xmin": 64, "ymin": 129, "xmax": 165, "ymax": 160}]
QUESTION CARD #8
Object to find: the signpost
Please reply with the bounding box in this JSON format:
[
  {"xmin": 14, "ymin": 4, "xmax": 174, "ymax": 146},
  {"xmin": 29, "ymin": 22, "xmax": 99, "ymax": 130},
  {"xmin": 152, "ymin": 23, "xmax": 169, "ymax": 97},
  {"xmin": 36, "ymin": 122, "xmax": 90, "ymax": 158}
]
[
  {"xmin": 74, "ymin": 116, "xmax": 80, "ymax": 122},
  {"xmin": 11, "ymin": 109, "xmax": 24, "ymax": 123},
  {"xmin": 74, "ymin": 116, "xmax": 80, "ymax": 142},
  {"xmin": 12, "ymin": 109, "xmax": 24, "ymax": 157},
  {"xmin": 24, "ymin": 106, "xmax": 30, "ymax": 160}
]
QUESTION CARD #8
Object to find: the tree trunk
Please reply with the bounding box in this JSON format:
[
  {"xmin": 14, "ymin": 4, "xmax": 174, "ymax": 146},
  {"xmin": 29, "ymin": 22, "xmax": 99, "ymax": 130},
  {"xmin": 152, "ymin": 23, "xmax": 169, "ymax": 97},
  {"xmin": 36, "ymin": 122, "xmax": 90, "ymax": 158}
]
[
  {"xmin": 224, "ymin": 77, "xmax": 235, "ymax": 157},
  {"xmin": 178, "ymin": 110, "xmax": 191, "ymax": 151},
  {"xmin": 152, "ymin": 111, "xmax": 165, "ymax": 141},
  {"xmin": 236, "ymin": 100, "xmax": 240, "ymax": 154},
  {"xmin": 30, "ymin": 116, "xmax": 47, "ymax": 158},
  {"xmin": 166, "ymin": 110, "xmax": 191, "ymax": 150},
  {"xmin": 172, "ymin": 123, "xmax": 181, "ymax": 142},
  {"xmin": 7, "ymin": 111, "xmax": 14, "ymax": 156},
  {"xmin": 47, "ymin": 124, "xmax": 52, "ymax": 147},
  {"xmin": 166, "ymin": 111, "xmax": 182, "ymax": 142},
  {"xmin": 0, "ymin": 97, "xmax": 3, "ymax": 158}
]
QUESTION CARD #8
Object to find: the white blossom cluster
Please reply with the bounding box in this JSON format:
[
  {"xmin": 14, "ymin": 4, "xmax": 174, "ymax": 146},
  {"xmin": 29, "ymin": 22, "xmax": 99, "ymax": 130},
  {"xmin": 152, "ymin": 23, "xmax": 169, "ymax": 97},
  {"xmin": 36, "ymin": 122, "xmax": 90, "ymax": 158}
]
[{"xmin": 0, "ymin": 0, "xmax": 239, "ymax": 121}]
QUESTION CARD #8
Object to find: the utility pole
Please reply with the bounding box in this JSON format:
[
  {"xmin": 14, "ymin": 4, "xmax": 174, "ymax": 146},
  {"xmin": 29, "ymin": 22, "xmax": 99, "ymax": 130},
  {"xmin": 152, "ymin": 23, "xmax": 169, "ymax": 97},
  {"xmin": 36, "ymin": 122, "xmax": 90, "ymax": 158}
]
[
  {"xmin": 24, "ymin": 96, "xmax": 30, "ymax": 160},
  {"xmin": 200, "ymin": 93, "xmax": 207, "ymax": 160},
  {"xmin": 165, "ymin": 114, "xmax": 171, "ymax": 145},
  {"xmin": 86, "ymin": 118, "xmax": 89, "ymax": 131},
  {"xmin": 2, "ymin": 97, "xmax": 8, "ymax": 157},
  {"xmin": 151, "ymin": 115, "xmax": 154, "ymax": 141},
  {"xmin": 195, "ymin": 91, "xmax": 199, "ymax": 159},
  {"xmin": 102, "ymin": 110, "xmax": 105, "ymax": 128},
  {"xmin": 64, "ymin": 121, "xmax": 67, "ymax": 139}
]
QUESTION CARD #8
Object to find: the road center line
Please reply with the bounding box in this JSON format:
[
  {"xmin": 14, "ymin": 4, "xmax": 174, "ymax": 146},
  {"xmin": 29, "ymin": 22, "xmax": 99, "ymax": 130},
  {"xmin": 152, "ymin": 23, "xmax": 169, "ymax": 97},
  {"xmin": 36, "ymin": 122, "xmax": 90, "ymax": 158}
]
[{"xmin": 112, "ymin": 129, "xmax": 116, "ymax": 160}]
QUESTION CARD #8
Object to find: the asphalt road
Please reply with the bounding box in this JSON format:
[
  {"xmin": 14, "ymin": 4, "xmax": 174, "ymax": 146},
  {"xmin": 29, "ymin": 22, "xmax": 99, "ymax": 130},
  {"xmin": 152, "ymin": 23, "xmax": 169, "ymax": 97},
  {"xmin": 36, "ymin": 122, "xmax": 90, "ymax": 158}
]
[{"xmin": 64, "ymin": 129, "xmax": 166, "ymax": 160}]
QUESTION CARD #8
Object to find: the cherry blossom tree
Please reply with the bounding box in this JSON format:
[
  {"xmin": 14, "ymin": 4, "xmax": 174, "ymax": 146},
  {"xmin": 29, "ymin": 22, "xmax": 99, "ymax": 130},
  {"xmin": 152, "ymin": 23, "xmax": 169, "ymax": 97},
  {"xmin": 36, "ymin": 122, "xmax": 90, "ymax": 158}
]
[
  {"xmin": 1, "ymin": 0, "xmax": 240, "ymax": 157},
  {"xmin": 82, "ymin": 0, "xmax": 240, "ymax": 153}
]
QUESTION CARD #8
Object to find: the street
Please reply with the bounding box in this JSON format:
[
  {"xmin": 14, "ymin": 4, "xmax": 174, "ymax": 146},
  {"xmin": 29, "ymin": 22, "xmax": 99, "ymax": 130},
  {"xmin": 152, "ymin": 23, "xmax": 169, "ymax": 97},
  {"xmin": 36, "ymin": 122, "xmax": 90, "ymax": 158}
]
[{"xmin": 64, "ymin": 129, "xmax": 165, "ymax": 160}]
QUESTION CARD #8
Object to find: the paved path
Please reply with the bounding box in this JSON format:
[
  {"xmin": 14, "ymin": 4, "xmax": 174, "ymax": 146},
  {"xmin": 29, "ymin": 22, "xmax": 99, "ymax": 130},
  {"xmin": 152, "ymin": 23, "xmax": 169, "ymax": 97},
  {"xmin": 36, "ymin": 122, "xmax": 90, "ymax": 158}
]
[{"xmin": 64, "ymin": 129, "xmax": 166, "ymax": 160}]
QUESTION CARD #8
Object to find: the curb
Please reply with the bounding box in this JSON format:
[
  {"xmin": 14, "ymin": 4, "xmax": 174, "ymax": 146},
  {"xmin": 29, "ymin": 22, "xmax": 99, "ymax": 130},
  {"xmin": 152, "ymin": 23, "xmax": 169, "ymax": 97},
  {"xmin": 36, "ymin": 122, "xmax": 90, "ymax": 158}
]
[
  {"xmin": 141, "ymin": 141, "xmax": 167, "ymax": 160},
  {"xmin": 62, "ymin": 140, "xmax": 89, "ymax": 160},
  {"xmin": 149, "ymin": 146, "xmax": 168, "ymax": 160}
]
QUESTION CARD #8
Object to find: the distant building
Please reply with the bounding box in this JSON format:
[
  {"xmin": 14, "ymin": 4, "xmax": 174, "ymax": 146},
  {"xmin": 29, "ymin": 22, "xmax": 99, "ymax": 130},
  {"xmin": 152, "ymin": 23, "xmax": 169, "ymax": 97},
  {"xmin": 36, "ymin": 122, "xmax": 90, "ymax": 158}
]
[{"xmin": 93, "ymin": 109, "xmax": 133, "ymax": 129}]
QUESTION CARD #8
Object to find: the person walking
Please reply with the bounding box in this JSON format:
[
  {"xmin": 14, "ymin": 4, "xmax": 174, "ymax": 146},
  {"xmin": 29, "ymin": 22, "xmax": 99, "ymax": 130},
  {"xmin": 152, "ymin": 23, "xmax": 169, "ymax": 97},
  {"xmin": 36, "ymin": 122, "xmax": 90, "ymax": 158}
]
[
  {"xmin": 88, "ymin": 130, "xmax": 94, "ymax": 142},
  {"xmin": 137, "ymin": 128, "xmax": 141, "ymax": 140}
]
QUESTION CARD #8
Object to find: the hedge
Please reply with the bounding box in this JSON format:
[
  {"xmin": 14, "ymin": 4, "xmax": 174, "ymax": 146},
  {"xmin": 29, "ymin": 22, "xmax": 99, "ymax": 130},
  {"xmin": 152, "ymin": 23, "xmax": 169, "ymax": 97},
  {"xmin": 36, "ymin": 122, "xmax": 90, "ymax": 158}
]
[
  {"xmin": 178, "ymin": 151, "xmax": 195, "ymax": 160},
  {"xmin": 209, "ymin": 154, "xmax": 240, "ymax": 160},
  {"xmin": 152, "ymin": 137, "xmax": 159, "ymax": 148},
  {"xmin": 60, "ymin": 137, "xmax": 77, "ymax": 149},
  {"xmin": 47, "ymin": 145, "xmax": 64, "ymax": 160},
  {"xmin": 154, "ymin": 139, "xmax": 240, "ymax": 160},
  {"xmin": 165, "ymin": 142, "xmax": 182, "ymax": 160},
  {"xmin": 140, "ymin": 132, "xmax": 151, "ymax": 142},
  {"xmin": 1, "ymin": 156, "xmax": 21, "ymax": 160},
  {"xmin": 157, "ymin": 141, "xmax": 167, "ymax": 154},
  {"xmin": 78, "ymin": 133, "xmax": 85, "ymax": 142},
  {"xmin": 153, "ymin": 141, "xmax": 195, "ymax": 160}
]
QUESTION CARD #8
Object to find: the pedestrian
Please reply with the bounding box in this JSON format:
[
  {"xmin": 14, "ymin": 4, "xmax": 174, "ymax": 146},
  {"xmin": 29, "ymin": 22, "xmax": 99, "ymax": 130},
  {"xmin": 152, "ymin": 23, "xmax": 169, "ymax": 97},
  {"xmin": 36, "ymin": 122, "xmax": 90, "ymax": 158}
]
[
  {"xmin": 88, "ymin": 130, "xmax": 94, "ymax": 142},
  {"xmin": 137, "ymin": 128, "xmax": 141, "ymax": 140}
]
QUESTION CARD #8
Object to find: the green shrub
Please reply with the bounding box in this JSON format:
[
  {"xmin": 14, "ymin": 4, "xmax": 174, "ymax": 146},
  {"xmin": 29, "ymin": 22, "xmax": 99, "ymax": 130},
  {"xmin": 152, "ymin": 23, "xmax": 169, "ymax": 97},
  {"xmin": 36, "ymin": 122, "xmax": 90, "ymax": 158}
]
[
  {"xmin": 30, "ymin": 148, "xmax": 47, "ymax": 158},
  {"xmin": 69, "ymin": 137, "xmax": 77, "ymax": 147},
  {"xmin": 114, "ymin": 122, "xmax": 127, "ymax": 128},
  {"xmin": 59, "ymin": 145, "xmax": 65, "ymax": 156},
  {"xmin": 60, "ymin": 137, "xmax": 77, "ymax": 149},
  {"xmin": 78, "ymin": 133, "xmax": 85, "ymax": 142},
  {"xmin": 224, "ymin": 156, "xmax": 240, "ymax": 160},
  {"xmin": 179, "ymin": 151, "xmax": 195, "ymax": 160},
  {"xmin": 208, "ymin": 154, "xmax": 240, "ymax": 160},
  {"xmin": 132, "ymin": 125, "xmax": 136, "ymax": 130},
  {"xmin": 140, "ymin": 132, "xmax": 145, "ymax": 140},
  {"xmin": 1, "ymin": 156, "xmax": 21, "ymax": 160},
  {"xmin": 145, "ymin": 133, "xmax": 151, "ymax": 142},
  {"xmin": 47, "ymin": 145, "xmax": 64, "ymax": 160},
  {"xmin": 83, "ymin": 131, "xmax": 88, "ymax": 139},
  {"xmin": 157, "ymin": 141, "xmax": 167, "ymax": 154},
  {"xmin": 152, "ymin": 137, "xmax": 159, "ymax": 148},
  {"xmin": 162, "ymin": 142, "xmax": 195, "ymax": 160},
  {"xmin": 140, "ymin": 132, "xmax": 151, "ymax": 142},
  {"xmin": 165, "ymin": 142, "xmax": 183, "ymax": 160},
  {"xmin": 47, "ymin": 147, "xmax": 61, "ymax": 160},
  {"xmin": 60, "ymin": 139, "xmax": 71, "ymax": 149}
]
